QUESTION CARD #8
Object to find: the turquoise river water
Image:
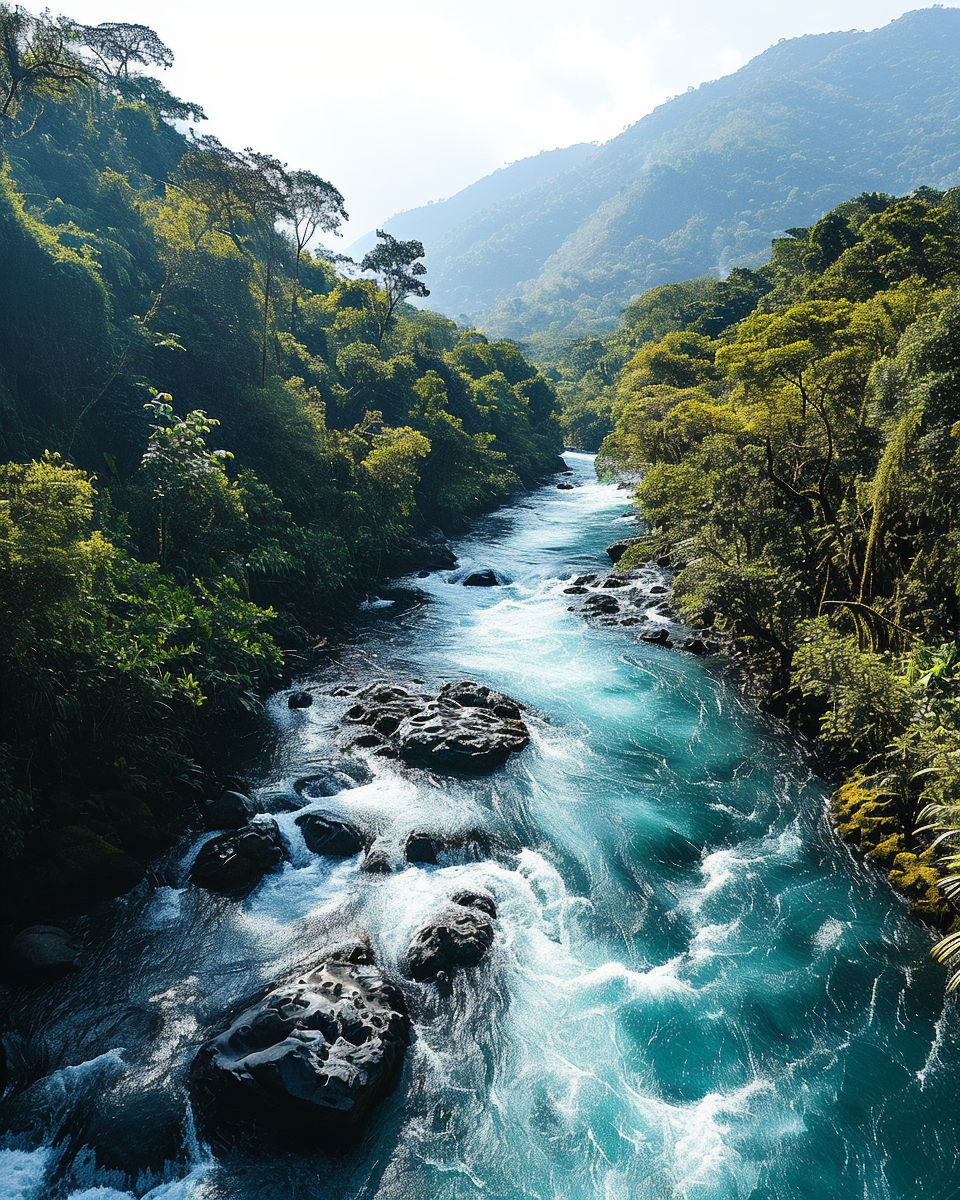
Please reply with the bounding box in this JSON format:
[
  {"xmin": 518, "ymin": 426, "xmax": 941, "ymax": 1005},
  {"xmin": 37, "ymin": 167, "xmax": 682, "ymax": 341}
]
[{"xmin": 2, "ymin": 452, "xmax": 960, "ymax": 1200}]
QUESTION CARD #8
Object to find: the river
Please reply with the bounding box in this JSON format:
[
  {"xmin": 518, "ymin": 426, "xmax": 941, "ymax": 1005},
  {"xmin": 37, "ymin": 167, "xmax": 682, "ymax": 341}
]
[{"xmin": 2, "ymin": 452, "xmax": 959, "ymax": 1200}]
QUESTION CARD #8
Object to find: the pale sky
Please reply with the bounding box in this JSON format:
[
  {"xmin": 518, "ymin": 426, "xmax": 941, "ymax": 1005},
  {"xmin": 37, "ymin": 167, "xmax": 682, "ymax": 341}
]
[{"xmin": 58, "ymin": 1, "xmax": 960, "ymax": 239}]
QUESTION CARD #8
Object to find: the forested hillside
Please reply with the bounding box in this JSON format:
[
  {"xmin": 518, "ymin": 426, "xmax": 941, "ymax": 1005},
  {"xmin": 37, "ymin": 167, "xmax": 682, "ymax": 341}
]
[
  {"xmin": 346, "ymin": 143, "xmax": 596, "ymax": 267},
  {"xmin": 0, "ymin": 7, "xmax": 561, "ymax": 899},
  {"xmin": 575, "ymin": 182, "xmax": 960, "ymax": 966},
  {"xmin": 402, "ymin": 8, "xmax": 960, "ymax": 344}
]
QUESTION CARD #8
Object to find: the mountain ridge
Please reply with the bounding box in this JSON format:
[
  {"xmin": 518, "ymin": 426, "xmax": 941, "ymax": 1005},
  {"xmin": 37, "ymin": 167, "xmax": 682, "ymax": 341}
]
[{"xmin": 363, "ymin": 8, "xmax": 960, "ymax": 340}]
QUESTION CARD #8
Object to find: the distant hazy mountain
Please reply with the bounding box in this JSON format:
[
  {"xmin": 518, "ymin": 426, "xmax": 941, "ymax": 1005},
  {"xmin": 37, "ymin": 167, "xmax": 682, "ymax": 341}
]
[
  {"xmin": 346, "ymin": 144, "xmax": 596, "ymax": 266},
  {"xmin": 373, "ymin": 8, "xmax": 960, "ymax": 340}
]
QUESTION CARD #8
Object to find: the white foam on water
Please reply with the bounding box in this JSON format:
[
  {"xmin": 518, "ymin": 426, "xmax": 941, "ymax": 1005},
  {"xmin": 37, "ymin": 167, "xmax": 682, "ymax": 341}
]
[
  {"xmin": 0, "ymin": 1148, "xmax": 52, "ymax": 1200},
  {"xmin": 143, "ymin": 887, "xmax": 184, "ymax": 929},
  {"xmin": 567, "ymin": 959, "xmax": 698, "ymax": 1010},
  {"xmin": 665, "ymin": 1080, "xmax": 772, "ymax": 1200},
  {"xmin": 687, "ymin": 920, "xmax": 743, "ymax": 965},
  {"xmin": 62, "ymin": 1163, "xmax": 213, "ymax": 1199},
  {"xmin": 814, "ymin": 917, "xmax": 845, "ymax": 952}
]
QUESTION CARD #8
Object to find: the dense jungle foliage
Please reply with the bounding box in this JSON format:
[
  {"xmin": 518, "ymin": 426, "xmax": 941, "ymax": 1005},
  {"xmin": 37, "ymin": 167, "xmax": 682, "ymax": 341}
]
[
  {"xmin": 0, "ymin": 7, "xmax": 561, "ymax": 895},
  {"xmin": 561, "ymin": 184, "xmax": 960, "ymax": 967}
]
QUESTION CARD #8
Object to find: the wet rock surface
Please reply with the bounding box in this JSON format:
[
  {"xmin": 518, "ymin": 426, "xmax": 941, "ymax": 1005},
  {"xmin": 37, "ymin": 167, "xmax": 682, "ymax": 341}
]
[
  {"xmin": 605, "ymin": 537, "xmax": 644, "ymax": 564},
  {"xmin": 406, "ymin": 892, "xmax": 497, "ymax": 982},
  {"xmin": 288, "ymin": 690, "xmax": 313, "ymax": 709},
  {"xmin": 203, "ymin": 789, "xmax": 262, "ymax": 831},
  {"xmin": 343, "ymin": 681, "xmax": 529, "ymax": 773},
  {"xmin": 9, "ymin": 925, "xmax": 80, "ymax": 979},
  {"xmin": 403, "ymin": 829, "xmax": 493, "ymax": 865},
  {"xmin": 296, "ymin": 815, "xmax": 367, "ymax": 858},
  {"xmin": 294, "ymin": 760, "xmax": 371, "ymax": 799},
  {"xmin": 190, "ymin": 819, "xmax": 285, "ymax": 894},
  {"xmin": 462, "ymin": 569, "xmax": 501, "ymax": 587},
  {"xmin": 190, "ymin": 943, "xmax": 408, "ymax": 1150}
]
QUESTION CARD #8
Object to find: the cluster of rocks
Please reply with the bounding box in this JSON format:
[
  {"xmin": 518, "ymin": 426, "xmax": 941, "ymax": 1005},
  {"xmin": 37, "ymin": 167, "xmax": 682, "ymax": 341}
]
[
  {"xmin": 563, "ymin": 543, "xmax": 721, "ymax": 656},
  {"xmin": 340, "ymin": 680, "xmax": 530, "ymax": 773},
  {"xmin": 190, "ymin": 886, "xmax": 501, "ymax": 1148},
  {"xmin": 295, "ymin": 814, "xmax": 492, "ymax": 875}
]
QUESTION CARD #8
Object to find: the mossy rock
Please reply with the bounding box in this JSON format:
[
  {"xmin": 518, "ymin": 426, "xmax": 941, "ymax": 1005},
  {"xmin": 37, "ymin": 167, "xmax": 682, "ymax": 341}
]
[
  {"xmin": 832, "ymin": 779, "xmax": 953, "ymax": 926},
  {"xmin": 865, "ymin": 834, "xmax": 905, "ymax": 864},
  {"xmin": 35, "ymin": 824, "xmax": 145, "ymax": 910},
  {"xmin": 889, "ymin": 852, "xmax": 952, "ymax": 927}
]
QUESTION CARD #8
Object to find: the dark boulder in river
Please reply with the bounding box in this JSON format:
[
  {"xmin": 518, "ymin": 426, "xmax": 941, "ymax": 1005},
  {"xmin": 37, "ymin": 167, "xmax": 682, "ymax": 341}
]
[
  {"xmin": 288, "ymin": 690, "xmax": 313, "ymax": 709},
  {"xmin": 344, "ymin": 680, "xmax": 529, "ymax": 773},
  {"xmin": 190, "ymin": 944, "xmax": 409, "ymax": 1150},
  {"xmin": 9, "ymin": 925, "xmax": 80, "ymax": 979},
  {"xmin": 203, "ymin": 788, "xmax": 261, "ymax": 831},
  {"xmin": 605, "ymin": 537, "xmax": 644, "ymax": 564},
  {"xmin": 190, "ymin": 819, "xmax": 284, "ymax": 894},
  {"xmin": 296, "ymin": 814, "xmax": 366, "ymax": 858},
  {"xmin": 406, "ymin": 892, "xmax": 497, "ymax": 982},
  {"xmin": 583, "ymin": 594, "xmax": 619, "ymax": 615},
  {"xmin": 450, "ymin": 887, "xmax": 497, "ymax": 919},
  {"xmin": 462, "ymin": 569, "xmax": 500, "ymax": 587}
]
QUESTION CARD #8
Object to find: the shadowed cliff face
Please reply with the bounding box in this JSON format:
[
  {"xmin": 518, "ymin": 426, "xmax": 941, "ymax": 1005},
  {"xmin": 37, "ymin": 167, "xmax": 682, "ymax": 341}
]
[
  {"xmin": 389, "ymin": 9, "xmax": 960, "ymax": 339},
  {"xmin": 3, "ymin": 454, "xmax": 960, "ymax": 1200}
]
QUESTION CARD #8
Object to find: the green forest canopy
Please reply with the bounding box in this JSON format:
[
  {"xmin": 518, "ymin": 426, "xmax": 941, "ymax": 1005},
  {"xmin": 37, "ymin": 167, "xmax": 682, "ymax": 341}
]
[
  {"xmin": 566, "ymin": 183, "xmax": 960, "ymax": 972},
  {"xmin": 0, "ymin": 4, "xmax": 561, "ymax": 889}
]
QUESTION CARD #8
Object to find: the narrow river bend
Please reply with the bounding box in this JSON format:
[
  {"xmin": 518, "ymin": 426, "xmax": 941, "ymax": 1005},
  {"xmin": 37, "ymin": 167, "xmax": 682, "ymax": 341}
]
[{"xmin": 3, "ymin": 453, "xmax": 960, "ymax": 1200}]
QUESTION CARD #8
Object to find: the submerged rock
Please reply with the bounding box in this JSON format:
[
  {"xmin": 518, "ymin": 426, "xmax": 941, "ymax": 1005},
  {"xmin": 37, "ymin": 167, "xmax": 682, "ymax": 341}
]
[
  {"xmin": 403, "ymin": 829, "xmax": 493, "ymax": 865},
  {"xmin": 293, "ymin": 760, "xmax": 371, "ymax": 799},
  {"xmin": 65, "ymin": 1085, "xmax": 189, "ymax": 1183},
  {"xmin": 462, "ymin": 569, "xmax": 501, "ymax": 587},
  {"xmin": 296, "ymin": 815, "xmax": 366, "ymax": 858},
  {"xmin": 450, "ymin": 888, "xmax": 497, "ymax": 919},
  {"xmin": 288, "ymin": 691, "xmax": 313, "ymax": 709},
  {"xmin": 344, "ymin": 680, "xmax": 529, "ymax": 773},
  {"xmin": 190, "ymin": 819, "xmax": 284, "ymax": 894},
  {"xmin": 406, "ymin": 893, "xmax": 497, "ymax": 982},
  {"xmin": 557, "ymin": 482, "xmax": 575, "ymax": 490},
  {"xmin": 360, "ymin": 842, "xmax": 393, "ymax": 874},
  {"xmin": 9, "ymin": 925, "xmax": 80, "ymax": 979},
  {"xmin": 190, "ymin": 946, "xmax": 408, "ymax": 1150},
  {"xmin": 583, "ymin": 594, "xmax": 619, "ymax": 615}
]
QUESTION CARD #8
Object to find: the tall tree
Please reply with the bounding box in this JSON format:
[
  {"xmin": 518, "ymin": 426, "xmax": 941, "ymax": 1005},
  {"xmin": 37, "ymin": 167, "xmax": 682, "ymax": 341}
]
[
  {"xmin": 76, "ymin": 21, "xmax": 205, "ymax": 121},
  {"xmin": 0, "ymin": 4, "xmax": 91, "ymax": 140},
  {"xmin": 78, "ymin": 21, "xmax": 173, "ymax": 78},
  {"xmin": 284, "ymin": 169, "xmax": 347, "ymax": 325},
  {"xmin": 359, "ymin": 230, "xmax": 429, "ymax": 351},
  {"xmin": 178, "ymin": 136, "xmax": 289, "ymax": 381}
]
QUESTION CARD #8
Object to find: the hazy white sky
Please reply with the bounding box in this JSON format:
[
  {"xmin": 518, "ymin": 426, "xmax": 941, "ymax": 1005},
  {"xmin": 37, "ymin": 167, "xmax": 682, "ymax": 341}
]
[{"xmin": 59, "ymin": 1, "xmax": 959, "ymax": 239}]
